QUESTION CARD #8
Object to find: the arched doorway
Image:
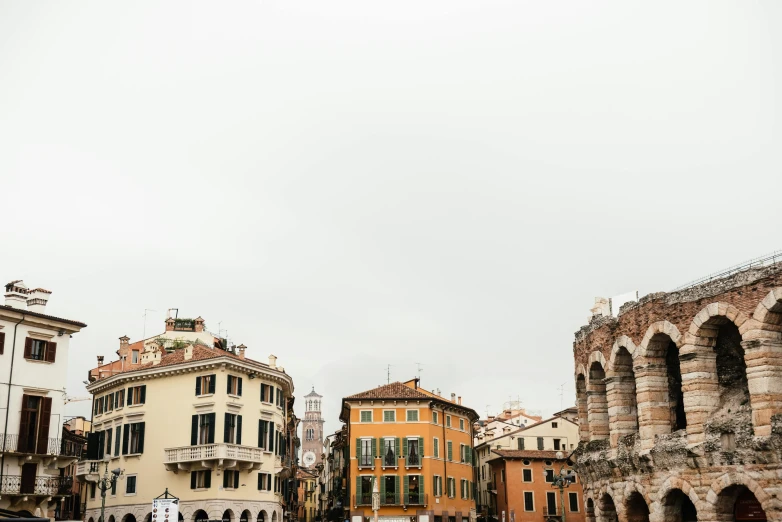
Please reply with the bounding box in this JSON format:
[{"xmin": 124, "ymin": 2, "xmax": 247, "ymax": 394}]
[
  {"xmin": 222, "ymin": 510, "xmax": 234, "ymax": 522},
  {"xmin": 597, "ymin": 493, "xmax": 617, "ymax": 522},
  {"xmin": 717, "ymin": 486, "xmax": 767, "ymax": 521},
  {"xmin": 271, "ymin": 512, "xmax": 277, "ymax": 522},
  {"xmin": 88, "ymin": 518, "xmax": 95, "ymax": 522},
  {"xmin": 193, "ymin": 510, "xmax": 209, "ymax": 522},
  {"xmin": 608, "ymin": 346, "xmax": 639, "ymax": 446},
  {"xmin": 143, "ymin": 513, "xmax": 152, "ymax": 522},
  {"xmin": 109, "ymin": 515, "xmax": 116, "ymax": 522},
  {"xmin": 240, "ymin": 510, "xmax": 251, "ymax": 522},
  {"xmin": 179, "ymin": 514, "xmax": 184, "ymax": 522},
  {"xmin": 257, "ymin": 511, "xmax": 267, "ymax": 522},
  {"xmin": 625, "ymin": 492, "xmax": 649, "ymax": 522},
  {"xmin": 585, "ymin": 498, "xmax": 596, "ymax": 522},
  {"xmin": 123, "ymin": 515, "xmax": 137, "ymax": 522},
  {"xmin": 660, "ymin": 488, "xmax": 697, "ymax": 522},
  {"xmin": 588, "ymin": 362, "xmax": 609, "ymax": 441}
]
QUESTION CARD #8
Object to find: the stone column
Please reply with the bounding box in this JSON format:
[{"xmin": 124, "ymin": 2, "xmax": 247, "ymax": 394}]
[
  {"xmin": 578, "ymin": 376, "xmax": 590, "ymax": 442},
  {"xmin": 606, "ymin": 374, "xmax": 638, "ymax": 447},
  {"xmin": 634, "ymin": 361, "xmax": 671, "ymax": 450},
  {"xmin": 679, "ymin": 342, "xmax": 719, "ymax": 446},
  {"xmin": 742, "ymin": 338, "xmax": 782, "ymax": 436},
  {"xmin": 588, "ymin": 375, "xmax": 610, "ymax": 442}
]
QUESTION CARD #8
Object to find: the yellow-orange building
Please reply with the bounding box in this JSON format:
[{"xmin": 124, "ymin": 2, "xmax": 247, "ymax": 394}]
[{"xmin": 340, "ymin": 380, "xmax": 478, "ymax": 522}]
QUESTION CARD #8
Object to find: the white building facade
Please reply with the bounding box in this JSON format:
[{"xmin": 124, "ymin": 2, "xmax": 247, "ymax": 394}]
[{"xmin": 0, "ymin": 280, "xmax": 87, "ymax": 517}]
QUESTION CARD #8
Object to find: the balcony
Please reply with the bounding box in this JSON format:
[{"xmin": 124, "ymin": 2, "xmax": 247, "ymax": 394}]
[
  {"xmin": 0, "ymin": 434, "xmax": 79, "ymax": 469},
  {"xmin": 0, "ymin": 475, "xmax": 72, "ymax": 497},
  {"xmin": 403, "ymin": 493, "xmax": 427, "ymax": 507},
  {"xmin": 543, "ymin": 507, "xmax": 561, "ymax": 521},
  {"xmin": 353, "ymin": 494, "xmax": 372, "ymax": 507},
  {"xmin": 164, "ymin": 443, "xmax": 265, "ymax": 472},
  {"xmin": 75, "ymin": 460, "xmax": 102, "ymax": 483}
]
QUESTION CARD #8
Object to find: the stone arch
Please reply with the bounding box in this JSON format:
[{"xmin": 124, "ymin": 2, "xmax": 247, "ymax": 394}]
[
  {"xmin": 576, "ymin": 364, "xmax": 589, "ymax": 441},
  {"xmin": 745, "ymin": 288, "xmax": 782, "ymax": 435},
  {"xmin": 624, "ymin": 490, "xmax": 650, "ymax": 522},
  {"xmin": 143, "ymin": 513, "xmax": 152, "ymax": 522},
  {"xmin": 222, "ymin": 510, "xmax": 235, "ymax": 522},
  {"xmin": 634, "ymin": 321, "xmax": 686, "ymax": 449},
  {"xmin": 257, "ymin": 510, "xmax": 267, "ymax": 522},
  {"xmin": 193, "ymin": 510, "xmax": 209, "ymax": 522},
  {"xmin": 587, "ymin": 351, "xmax": 608, "ymax": 381},
  {"xmin": 271, "ymin": 512, "xmax": 278, "ymax": 522},
  {"xmin": 109, "ymin": 515, "xmax": 116, "ymax": 522},
  {"xmin": 607, "ymin": 338, "xmax": 639, "ymax": 446},
  {"xmin": 585, "ymin": 497, "xmax": 596, "ymax": 522},
  {"xmin": 684, "ymin": 302, "xmax": 752, "ymax": 442},
  {"xmin": 122, "ymin": 515, "xmax": 137, "ymax": 522},
  {"xmin": 596, "ymin": 491, "xmax": 618, "ymax": 522},
  {"xmin": 752, "ymin": 287, "xmax": 782, "ymax": 339},
  {"xmin": 88, "ymin": 518, "xmax": 95, "ymax": 522},
  {"xmin": 587, "ymin": 356, "xmax": 609, "ymax": 442},
  {"xmin": 707, "ymin": 471, "xmax": 776, "ymax": 516},
  {"xmin": 240, "ymin": 510, "xmax": 251, "ymax": 522}
]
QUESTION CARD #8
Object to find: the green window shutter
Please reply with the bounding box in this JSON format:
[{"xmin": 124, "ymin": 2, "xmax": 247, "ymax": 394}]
[
  {"xmin": 419, "ymin": 437, "xmax": 424, "ymax": 457},
  {"xmin": 380, "ymin": 475, "xmax": 386, "ymax": 500},
  {"xmin": 356, "ymin": 438, "xmax": 362, "ymax": 462},
  {"xmin": 377, "ymin": 438, "xmax": 383, "ymax": 458},
  {"xmin": 402, "ymin": 437, "xmax": 408, "ymax": 458},
  {"xmin": 403, "ymin": 475, "xmax": 409, "ymax": 504},
  {"xmin": 356, "ymin": 477, "xmax": 361, "ymax": 499},
  {"xmin": 433, "ymin": 438, "xmax": 439, "ymax": 458},
  {"xmin": 447, "ymin": 441, "xmax": 452, "ymax": 461},
  {"xmin": 371, "ymin": 438, "xmax": 377, "ymax": 460},
  {"xmin": 395, "ymin": 475, "xmax": 400, "ymax": 504},
  {"xmin": 395, "ymin": 438, "xmax": 400, "ymax": 465},
  {"xmin": 420, "ymin": 476, "xmax": 425, "ymax": 500}
]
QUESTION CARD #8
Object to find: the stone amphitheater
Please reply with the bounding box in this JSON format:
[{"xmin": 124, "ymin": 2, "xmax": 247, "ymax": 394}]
[{"xmin": 572, "ymin": 258, "xmax": 782, "ymax": 522}]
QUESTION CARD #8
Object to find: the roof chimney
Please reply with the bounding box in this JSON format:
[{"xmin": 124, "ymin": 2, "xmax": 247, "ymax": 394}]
[
  {"xmin": 195, "ymin": 316, "xmax": 205, "ymax": 332},
  {"xmin": 451, "ymin": 393, "xmax": 456, "ymax": 403},
  {"xmin": 238, "ymin": 344, "xmax": 246, "ymax": 359},
  {"xmin": 165, "ymin": 317, "xmax": 175, "ymax": 332},
  {"xmin": 269, "ymin": 354, "xmax": 277, "ymax": 369},
  {"xmin": 458, "ymin": 396, "xmax": 462, "ymax": 405},
  {"xmin": 26, "ymin": 287, "xmax": 51, "ymax": 313},
  {"xmin": 4, "ymin": 280, "xmax": 28, "ymax": 309},
  {"xmin": 97, "ymin": 355, "xmax": 104, "ymax": 366}
]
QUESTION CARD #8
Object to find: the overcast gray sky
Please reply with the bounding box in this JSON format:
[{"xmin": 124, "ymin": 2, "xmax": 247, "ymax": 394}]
[{"xmin": 2, "ymin": 1, "xmax": 781, "ymax": 434}]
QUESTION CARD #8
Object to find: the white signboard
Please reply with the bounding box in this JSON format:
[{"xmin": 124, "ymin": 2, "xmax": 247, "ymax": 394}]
[{"xmin": 152, "ymin": 498, "xmax": 179, "ymax": 522}]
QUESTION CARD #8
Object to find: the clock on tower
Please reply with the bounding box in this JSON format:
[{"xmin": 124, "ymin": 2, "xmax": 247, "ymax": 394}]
[{"xmin": 301, "ymin": 387, "xmax": 324, "ymax": 468}]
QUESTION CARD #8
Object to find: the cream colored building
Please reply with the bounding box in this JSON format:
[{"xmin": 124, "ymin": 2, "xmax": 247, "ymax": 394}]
[
  {"xmin": 474, "ymin": 412, "xmax": 579, "ymax": 519},
  {"xmin": 78, "ymin": 316, "xmax": 296, "ymax": 522}
]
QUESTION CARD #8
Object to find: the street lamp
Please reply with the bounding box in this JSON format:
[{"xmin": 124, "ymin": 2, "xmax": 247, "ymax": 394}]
[
  {"xmin": 97, "ymin": 463, "xmax": 123, "ymax": 522},
  {"xmin": 543, "ymin": 451, "xmax": 575, "ymax": 522}
]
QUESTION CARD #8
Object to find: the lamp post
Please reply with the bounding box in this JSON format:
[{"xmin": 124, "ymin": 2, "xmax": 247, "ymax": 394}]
[
  {"xmin": 544, "ymin": 451, "xmax": 574, "ymax": 522},
  {"xmin": 97, "ymin": 463, "xmax": 122, "ymax": 522}
]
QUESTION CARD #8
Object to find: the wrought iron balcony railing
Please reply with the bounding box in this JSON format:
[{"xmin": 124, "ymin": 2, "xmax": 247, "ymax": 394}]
[
  {"xmin": 0, "ymin": 433, "xmax": 63, "ymax": 455},
  {"xmin": 0, "ymin": 475, "xmax": 72, "ymax": 496},
  {"xmin": 353, "ymin": 494, "xmax": 373, "ymax": 506},
  {"xmin": 403, "ymin": 493, "xmax": 427, "ymax": 506}
]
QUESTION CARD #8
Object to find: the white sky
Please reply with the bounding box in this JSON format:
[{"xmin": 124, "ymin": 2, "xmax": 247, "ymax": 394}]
[{"xmin": 1, "ymin": 1, "xmax": 781, "ymax": 434}]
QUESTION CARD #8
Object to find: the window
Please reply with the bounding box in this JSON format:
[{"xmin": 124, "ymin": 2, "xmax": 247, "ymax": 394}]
[
  {"xmin": 406, "ymin": 474, "xmax": 422, "ymax": 505},
  {"xmin": 258, "ymin": 473, "xmax": 272, "ymax": 491},
  {"xmin": 537, "ymin": 437, "xmax": 544, "ymax": 450},
  {"xmin": 406, "ymin": 410, "xmax": 419, "ymax": 422},
  {"xmin": 406, "ymin": 438, "xmax": 421, "ymax": 466},
  {"xmin": 360, "ymin": 411, "xmax": 372, "ymax": 423},
  {"xmin": 433, "ymin": 437, "xmax": 440, "ymax": 458},
  {"xmin": 125, "ymin": 475, "xmax": 137, "ymax": 495},
  {"xmin": 383, "ymin": 410, "xmax": 396, "ymax": 422},
  {"xmin": 432, "ymin": 412, "xmax": 438, "ymax": 424},
  {"xmin": 382, "ymin": 438, "xmax": 398, "ymax": 467},
  {"xmin": 258, "ymin": 420, "xmax": 273, "ymax": 451},
  {"xmin": 522, "ymin": 469, "xmax": 532, "ymax": 482},
  {"xmin": 90, "ymin": 483, "xmax": 96, "ymax": 499},
  {"xmin": 447, "ymin": 441, "xmax": 453, "ymax": 461},
  {"xmin": 500, "ymin": 469, "xmax": 505, "ymax": 483},
  {"xmin": 223, "ymin": 413, "xmax": 242, "ymax": 444},
  {"xmin": 383, "ymin": 476, "xmax": 398, "ymax": 505},
  {"xmin": 227, "ymin": 375, "xmax": 242, "ymax": 396},
  {"xmin": 223, "ymin": 470, "xmax": 240, "ymax": 489},
  {"xmin": 547, "ymin": 492, "xmax": 557, "ymax": 515},
  {"xmin": 115, "ymin": 389, "xmax": 124, "ymax": 409},
  {"xmin": 446, "ymin": 415, "xmax": 451, "ymax": 427},
  {"xmin": 523, "ymin": 491, "xmax": 534, "ymax": 512},
  {"xmin": 433, "ymin": 476, "xmax": 443, "ymax": 497},
  {"xmin": 447, "ymin": 477, "xmax": 455, "ymax": 498},
  {"xmin": 191, "ymin": 470, "xmax": 211, "ymax": 489},
  {"xmin": 131, "ymin": 351, "xmax": 139, "ymax": 364},
  {"xmin": 105, "ymin": 428, "xmax": 113, "ymax": 456},
  {"xmin": 305, "ymin": 428, "xmax": 315, "ymax": 440},
  {"xmin": 196, "ymin": 375, "xmax": 215, "ymax": 396},
  {"xmin": 358, "ymin": 438, "xmax": 374, "ymax": 467},
  {"xmin": 124, "ymin": 422, "xmax": 145, "ymax": 454},
  {"xmin": 260, "ymin": 383, "xmax": 274, "ymax": 403},
  {"xmin": 459, "ymin": 418, "xmax": 464, "ymax": 430},
  {"xmin": 554, "ymin": 438, "xmax": 561, "ymax": 451},
  {"xmin": 126, "ymin": 385, "xmax": 146, "ymax": 406},
  {"xmin": 106, "ymin": 393, "xmax": 114, "ymax": 413},
  {"xmin": 276, "ymin": 388, "xmax": 283, "ymax": 408},
  {"xmin": 357, "ymin": 476, "xmax": 374, "ymax": 505},
  {"xmin": 544, "ymin": 469, "xmax": 554, "ymax": 483},
  {"xmin": 274, "ymin": 476, "xmax": 281, "ymax": 493},
  {"xmin": 110, "ymin": 478, "xmax": 117, "ymax": 496},
  {"xmin": 192, "ymin": 413, "xmax": 216, "ymax": 445},
  {"xmin": 24, "ymin": 338, "xmax": 55, "ymax": 362},
  {"xmin": 552, "ymin": 422, "xmax": 558, "ymax": 428},
  {"xmin": 114, "ymin": 426, "xmax": 122, "ymax": 456},
  {"xmin": 517, "ymin": 438, "xmax": 525, "ymax": 450},
  {"xmin": 569, "ymin": 492, "xmax": 579, "ymax": 512}
]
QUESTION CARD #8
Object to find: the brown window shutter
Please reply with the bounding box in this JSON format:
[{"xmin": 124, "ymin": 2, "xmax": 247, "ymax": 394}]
[
  {"xmin": 37, "ymin": 397, "xmax": 52, "ymax": 454},
  {"xmin": 18, "ymin": 394, "xmax": 31, "ymax": 452},
  {"xmin": 24, "ymin": 337, "xmax": 33, "ymax": 359},
  {"xmin": 45, "ymin": 342, "xmax": 57, "ymax": 363},
  {"xmin": 0, "ymin": 332, "xmax": 5, "ymax": 354}
]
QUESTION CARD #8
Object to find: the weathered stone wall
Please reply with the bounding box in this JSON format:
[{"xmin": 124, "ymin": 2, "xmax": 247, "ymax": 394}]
[{"xmin": 572, "ymin": 263, "xmax": 782, "ymax": 521}]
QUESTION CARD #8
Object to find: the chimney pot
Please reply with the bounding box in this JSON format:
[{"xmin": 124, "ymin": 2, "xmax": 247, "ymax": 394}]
[
  {"xmin": 458, "ymin": 396, "xmax": 462, "ymax": 405},
  {"xmin": 450, "ymin": 393, "xmax": 456, "ymax": 402},
  {"xmin": 238, "ymin": 344, "xmax": 247, "ymax": 359},
  {"xmin": 97, "ymin": 355, "xmax": 104, "ymax": 365},
  {"xmin": 269, "ymin": 354, "xmax": 277, "ymax": 368},
  {"xmin": 4, "ymin": 280, "xmax": 29, "ymax": 310}
]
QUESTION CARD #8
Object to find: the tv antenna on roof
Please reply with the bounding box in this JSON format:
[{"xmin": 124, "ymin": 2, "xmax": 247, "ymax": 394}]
[
  {"xmin": 386, "ymin": 364, "xmax": 392, "ymax": 384},
  {"xmin": 416, "ymin": 362, "xmax": 423, "ymax": 380},
  {"xmin": 143, "ymin": 309, "xmax": 157, "ymax": 339},
  {"xmin": 559, "ymin": 382, "xmax": 566, "ymax": 409}
]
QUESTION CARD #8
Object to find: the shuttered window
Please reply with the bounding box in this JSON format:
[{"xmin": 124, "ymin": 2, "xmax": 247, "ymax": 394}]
[
  {"xmin": 383, "ymin": 410, "xmax": 395, "ymax": 422},
  {"xmin": 23, "ymin": 338, "xmax": 56, "ymax": 362},
  {"xmin": 190, "ymin": 470, "xmax": 211, "ymax": 489},
  {"xmin": 406, "ymin": 410, "xmax": 419, "ymax": 422},
  {"xmin": 227, "ymin": 375, "xmax": 242, "ymax": 396},
  {"xmin": 360, "ymin": 411, "xmax": 372, "ymax": 423},
  {"xmin": 196, "ymin": 375, "xmax": 216, "ymax": 396},
  {"xmin": 433, "ymin": 437, "xmax": 439, "ymax": 458},
  {"xmin": 447, "ymin": 441, "xmax": 452, "ymax": 461},
  {"xmin": 126, "ymin": 385, "xmax": 146, "ymax": 405},
  {"xmin": 257, "ymin": 473, "xmax": 272, "ymax": 491}
]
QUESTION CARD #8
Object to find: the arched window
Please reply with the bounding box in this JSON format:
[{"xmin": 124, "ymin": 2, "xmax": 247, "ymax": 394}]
[
  {"xmin": 608, "ymin": 347, "xmax": 638, "ymax": 446},
  {"xmin": 576, "ymin": 374, "xmax": 589, "ymax": 441},
  {"xmin": 305, "ymin": 428, "xmax": 314, "ymax": 440},
  {"xmin": 587, "ymin": 361, "xmax": 609, "ymax": 441}
]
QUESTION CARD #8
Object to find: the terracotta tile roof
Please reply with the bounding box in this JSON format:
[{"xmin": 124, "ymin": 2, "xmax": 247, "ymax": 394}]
[
  {"xmin": 345, "ymin": 382, "xmax": 434, "ymax": 400},
  {"xmin": 0, "ymin": 304, "xmax": 87, "ymax": 328},
  {"xmin": 492, "ymin": 450, "xmax": 562, "ymax": 459}
]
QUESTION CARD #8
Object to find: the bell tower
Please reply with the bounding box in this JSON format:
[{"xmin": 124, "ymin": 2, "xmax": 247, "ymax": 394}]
[{"xmin": 301, "ymin": 387, "xmax": 324, "ymax": 468}]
